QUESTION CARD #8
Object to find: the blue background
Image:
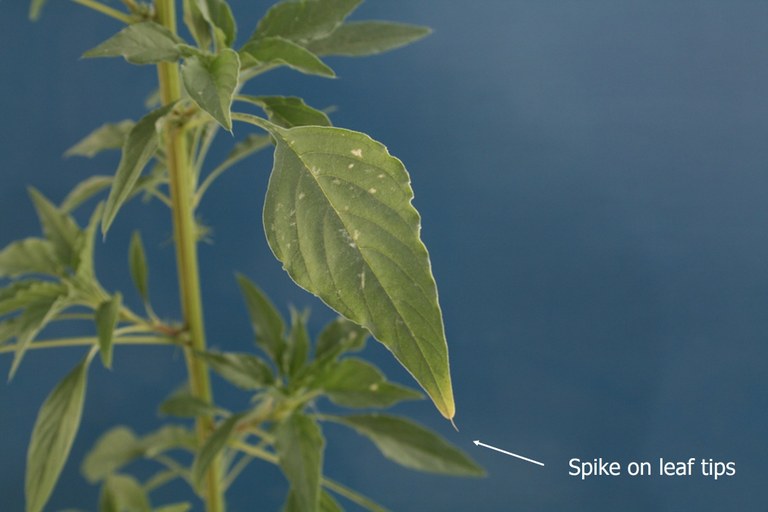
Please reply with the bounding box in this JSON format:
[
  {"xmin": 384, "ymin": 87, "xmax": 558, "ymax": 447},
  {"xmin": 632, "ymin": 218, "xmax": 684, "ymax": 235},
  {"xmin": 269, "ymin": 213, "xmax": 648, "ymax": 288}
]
[{"xmin": 1, "ymin": 1, "xmax": 767, "ymax": 510}]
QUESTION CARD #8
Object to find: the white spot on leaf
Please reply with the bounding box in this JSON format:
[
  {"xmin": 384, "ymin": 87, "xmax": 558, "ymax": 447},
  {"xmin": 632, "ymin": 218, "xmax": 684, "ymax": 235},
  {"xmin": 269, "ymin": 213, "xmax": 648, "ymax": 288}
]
[
  {"xmin": 298, "ymin": 192, "xmax": 306, "ymax": 200},
  {"xmin": 368, "ymin": 188, "xmax": 377, "ymax": 194},
  {"xmin": 351, "ymin": 148, "xmax": 363, "ymax": 157}
]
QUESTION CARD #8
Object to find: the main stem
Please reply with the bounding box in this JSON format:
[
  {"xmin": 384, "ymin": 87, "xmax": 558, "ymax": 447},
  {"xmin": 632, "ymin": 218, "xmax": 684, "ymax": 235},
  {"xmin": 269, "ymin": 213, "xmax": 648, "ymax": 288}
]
[{"xmin": 155, "ymin": 1, "xmax": 225, "ymax": 511}]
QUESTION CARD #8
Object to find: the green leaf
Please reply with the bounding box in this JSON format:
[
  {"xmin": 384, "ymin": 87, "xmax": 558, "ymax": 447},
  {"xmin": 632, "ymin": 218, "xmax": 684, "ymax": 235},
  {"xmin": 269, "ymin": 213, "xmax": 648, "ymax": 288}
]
[
  {"xmin": 320, "ymin": 358, "xmax": 422, "ymax": 408},
  {"xmin": 284, "ymin": 489, "xmax": 342, "ymax": 512},
  {"xmin": 26, "ymin": 356, "xmax": 91, "ymax": 512},
  {"xmin": 227, "ymin": 134, "xmax": 272, "ymax": 161},
  {"xmin": 99, "ymin": 474, "xmax": 151, "ymax": 512},
  {"xmin": 181, "ymin": 49, "xmax": 240, "ymax": 131},
  {"xmin": 159, "ymin": 391, "xmax": 226, "ymax": 418},
  {"xmin": 83, "ymin": 22, "xmax": 183, "ymax": 65},
  {"xmin": 275, "ymin": 413, "xmax": 324, "ymax": 512},
  {"xmin": 0, "ymin": 238, "xmax": 60, "ymax": 278},
  {"xmin": 0, "ymin": 281, "xmax": 66, "ymax": 316},
  {"xmin": 240, "ymin": 37, "xmax": 334, "ymax": 77},
  {"xmin": 194, "ymin": 0, "xmax": 237, "ymax": 48},
  {"xmin": 285, "ymin": 308, "xmax": 309, "ymax": 377},
  {"xmin": 237, "ymin": 95, "xmax": 331, "ymax": 128},
  {"xmin": 251, "ymin": 0, "xmax": 361, "ymax": 44},
  {"xmin": 128, "ymin": 231, "xmax": 149, "ymax": 302},
  {"xmin": 10, "ymin": 296, "xmax": 67, "ymax": 380},
  {"xmin": 140, "ymin": 425, "xmax": 197, "ymax": 457},
  {"xmin": 192, "ymin": 413, "xmax": 243, "ymax": 488},
  {"xmin": 95, "ymin": 292, "xmax": 122, "ymax": 369},
  {"xmin": 81, "ymin": 427, "xmax": 141, "ymax": 483},
  {"xmin": 307, "ymin": 21, "xmax": 431, "ymax": 57},
  {"xmin": 61, "ymin": 176, "xmax": 113, "ymax": 213},
  {"xmin": 261, "ymin": 124, "xmax": 455, "ymax": 419},
  {"xmin": 29, "ymin": 0, "xmax": 46, "ymax": 21},
  {"xmin": 329, "ymin": 414, "xmax": 485, "ymax": 476},
  {"xmin": 65, "ymin": 121, "xmax": 135, "ymax": 158},
  {"xmin": 74, "ymin": 202, "xmax": 105, "ymax": 282},
  {"xmin": 154, "ymin": 504, "xmax": 192, "ymax": 512},
  {"xmin": 314, "ymin": 317, "xmax": 367, "ymax": 363},
  {"xmin": 236, "ymin": 274, "xmax": 285, "ymax": 363},
  {"xmin": 29, "ymin": 188, "xmax": 82, "ymax": 269},
  {"xmin": 198, "ymin": 351, "xmax": 273, "ymax": 390},
  {"xmin": 184, "ymin": 0, "xmax": 212, "ymax": 50},
  {"xmin": 102, "ymin": 104, "xmax": 175, "ymax": 236}
]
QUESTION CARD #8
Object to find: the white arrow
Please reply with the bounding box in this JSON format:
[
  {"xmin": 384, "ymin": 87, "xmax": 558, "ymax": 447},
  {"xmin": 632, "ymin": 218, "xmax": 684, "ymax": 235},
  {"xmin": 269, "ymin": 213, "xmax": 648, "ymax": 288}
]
[{"xmin": 473, "ymin": 440, "xmax": 545, "ymax": 467}]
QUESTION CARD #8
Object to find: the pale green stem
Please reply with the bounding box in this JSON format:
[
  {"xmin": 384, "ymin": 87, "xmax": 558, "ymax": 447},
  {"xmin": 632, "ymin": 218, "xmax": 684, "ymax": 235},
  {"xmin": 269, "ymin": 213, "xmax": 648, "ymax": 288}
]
[
  {"xmin": 71, "ymin": 0, "xmax": 133, "ymax": 23},
  {"xmin": 155, "ymin": 1, "xmax": 224, "ymax": 511},
  {"xmin": 233, "ymin": 442, "xmax": 390, "ymax": 512},
  {"xmin": 0, "ymin": 335, "xmax": 174, "ymax": 354}
]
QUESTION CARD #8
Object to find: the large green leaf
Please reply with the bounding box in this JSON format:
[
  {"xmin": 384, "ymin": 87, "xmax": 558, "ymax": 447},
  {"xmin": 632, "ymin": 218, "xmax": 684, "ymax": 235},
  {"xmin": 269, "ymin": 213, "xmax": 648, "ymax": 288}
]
[
  {"xmin": 198, "ymin": 351, "xmax": 274, "ymax": 390},
  {"xmin": 29, "ymin": 188, "xmax": 82, "ymax": 270},
  {"xmin": 319, "ymin": 358, "xmax": 422, "ymax": 409},
  {"xmin": 307, "ymin": 21, "xmax": 431, "ymax": 57},
  {"xmin": 237, "ymin": 95, "xmax": 331, "ymax": 128},
  {"xmin": 240, "ymin": 37, "xmax": 334, "ymax": 77},
  {"xmin": 102, "ymin": 104, "xmax": 175, "ymax": 236},
  {"xmin": 83, "ymin": 22, "xmax": 183, "ymax": 65},
  {"xmin": 236, "ymin": 274, "xmax": 285, "ymax": 363},
  {"xmin": 99, "ymin": 474, "xmax": 151, "ymax": 512},
  {"xmin": 329, "ymin": 414, "xmax": 485, "ymax": 476},
  {"xmin": 260, "ymin": 123, "xmax": 455, "ymax": 419},
  {"xmin": 275, "ymin": 413, "xmax": 324, "ymax": 512},
  {"xmin": 95, "ymin": 292, "xmax": 122, "ymax": 369},
  {"xmin": 0, "ymin": 238, "xmax": 60, "ymax": 278},
  {"xmin": 26, "ymin": 356, "xmax": 91, "ymax": 512},
  {"xmin": 65, "ymin": 121, "xmax": 135, "ymax": 158},
  {"xmin": 251, "ymin": 0, "xmax": 361, "ymax": 44},
  {"xmin": 182, "ymin": 49, "xmax": 240, "ymax": 131}
]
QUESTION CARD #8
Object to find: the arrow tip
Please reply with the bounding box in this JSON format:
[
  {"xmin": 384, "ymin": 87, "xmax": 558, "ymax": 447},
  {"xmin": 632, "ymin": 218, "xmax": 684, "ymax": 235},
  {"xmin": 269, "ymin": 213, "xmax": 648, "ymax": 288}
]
[{"xmin": 473, "ymin": 440, "xmax": 480, "ymax": 446}]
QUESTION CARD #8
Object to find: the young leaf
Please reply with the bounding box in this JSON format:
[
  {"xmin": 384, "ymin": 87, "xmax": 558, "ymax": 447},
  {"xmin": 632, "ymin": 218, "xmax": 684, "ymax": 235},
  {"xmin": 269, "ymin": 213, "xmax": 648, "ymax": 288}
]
[
  {"xmin": 192, "ymin": 413, "xmax": 243, "ymax": 488},
  {"xmin": 236, "ymin": 274, "xmax": 285, "ymax": 363},
  {"xmin": 181, "ymin": 49, "xmax": 240, "ymax": 131},
  {"xmin": 240, "ymin": 37, "xmax": 334, "ymax": 77},
  {"xmin": 83, "ymin": 22, "xmax": 183, "ymax": 65},
  {"xmin": 251, "ymin": 0, "xmax": 361, "ymax": 44},
  {"xmin": 29, "ymin": 0, "xmax": 47, "ymax": 21},
  {"xmin": 154, "ymin": 504, "xmax": 192, "ymax": 512},
  {"xmin": 237, "ymin": 95, "xmax": 331, "ymax": 128},
  {"xmin": 10, "ymin": 296, "xmax": 67, "ymax": 380},
  {"xmin": 0, "ymin": 238, "xmax": 60, "ymax": 278},
  {"xmin": 95, "ymin": 292, "xmax": 122, "ymax": 369},
  {"xmin": 260, "ymin": 124, "xmax": 455, "ymax": 419},
  {"xmin": 319, "ymin": 358, "xmax": 422, "ymax": 409},
  {"xmin": 275, "ymin": 413, "xmax": 324, "ymax": 512},
  {"xmin": 102, "ymin": 104, "xmax": 175, "ymax": 236},
  {"xmin": 159, "ymin": 390, "xmax": 227, "ymax": 418},
  {"xmin": 198, "ymin": 351, "xmax": 274, "ymax": 390},
  {"xmin": 328, "ymin": 414, "xmax": 485, "ymax": 477},
  {"xmin": 29, "ymin": 188, "xmax": 82, "ymax": 269},
  {"xmin": 314, "ymin": 317, "xmax": 368, "ymax": 363},
  {"xmin": 0, "ymin": 281, "xmax": 66, "ymax": 316},
  {"xmin": 99, "ymin": 474, "xmax": 151, "ymax": 512},
  {"xmin": 226, "ymin": 134, "xmax": 272, "ymax": 162},
  {"xmin": 284, "ymin": 308, "xmax": 309, "ymax": 377},
  {"xmin": 61, "ymin": 176, "xmax": 113, "ymax": 213},
  {"xmin": 65, "ymin": 121, "xmax": 135, "ymax": 158},
  {"xmin": 26, "ymin": 356, "xmax": 91, "ymax": 512},
  {"xmin": 74, "ymin": 202, "xmax": 105, "ymax": 283},
  {"xmin": 183, "ymin": 0, "xmax": 213, "ymax": 50},
  {"xmin": 81, "ymin": 427, "xmax": 141, "ymax": 483},
  {"xmin": 193, "ymin": 0, "xmax": 237, "ymax": 48},
  {"xmin": 307, "ymin": 21, "xmax": 431, "ymax": 57},
  {"xmin": 284, "ymin": 489, "xmax": 342, "ymax": 512},
  {"xmin": 128, "ymin": 231, "xmax": 149, "ymax": 302}
]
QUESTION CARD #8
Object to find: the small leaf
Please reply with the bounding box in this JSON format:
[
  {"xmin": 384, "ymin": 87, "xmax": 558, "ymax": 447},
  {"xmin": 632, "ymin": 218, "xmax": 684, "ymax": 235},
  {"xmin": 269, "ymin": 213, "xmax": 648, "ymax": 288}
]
[
  {"xmin": 10, "ymin": 296, "xmax": 67, "ymax": 380},
  {"xmin": 330, "ymin": 414, "xmax": 485, "ymax": 476},
  {"xmin": 74, "ymin": 202, "xmax": 105, "ymax": 282},
  {"xmin": 99, "ymin": 474, "xmax": 151, "ymax": 512},
  {"xmin": 224, "ymin": 134, "xmax": 272, "ymax": 164},
  {"xmin": 320, "ymin": 358, "xmax": 422, "ymax": 409},
  {"xmin": 251, "ymin": 0, "xmax": 361, "ymax": 44},
  {"xmin": 26, "ymin": 356, "xmax": 91, "ymax": 512},
  {"xmin": 154, "ymin": 504, "xmax": 192, "ymax": 512},
  {"xmin": 83, "ymin": 22, "xmax": 183, "ymax": 65},
  {"xmin": 314, "ymin": 317, "xmax": 367, "ymax": 363},
  {"xmin": 65, "ymin": 121, "xmax": 135, "ymax": 158},
  {"xmin": 159, "ymin": 390, "xmax": 227, "ymax": 418},
  {"xmin": 236, "ymin": 274, "xmax": 285, "ymax": 363},
  {"xmin": 81, "ymin": 427, "xmax": 141, "ymax": 483},
  {"xmin": 237, "ymin": 95, "xmax": 331, "ymax": 128},
  {"xmin": 184, "ymin": 0, "xmax": 212, "ymax": 50},
  {"xmin": 128, "ymin": 231, "xmax": 149, "ymax": 302},
  {"xmin": 0, "ymin": 238, "xmax": 60, "ymax": 278},
  {"xmin": 240, "ymin": 37, "xmax": 334, "ymax": 77},
  {"xmin": 284, "ymin": 489, "xmax": 342, "ymax": 512},
  {"xmin": 29, "ymin": 188, "xmax": 82, "ymax": 270},
  {"xmin": 275, "ymin": 413, "xmax": 324, "ymax": 512},
  {"xmin": 0, "ymin": 281, "xmax": 66, "ymax": 316},
  {"xmin": 284, "ymin": 308, "xmax": 309, "ymax": 377},
  {"xmin": 261, "ymin": 124, "xmax": 455, "ymax": 419},
  {"xmin": 194, "ymin": 0, "xmax": 237, "ymax": 48},
  {"xmin": 102, "ymin": 104, "xmax": 175, "ymax": 236},
  {"xmin": 95, "ymin": 292, "xmax": 122, "ymax": 369},
  {"xmin": 192, "ymin": 413, "xmax": 243, "ymax": 488},
  {"xmin": 307, "ymin": 21, "xmax": 431, "ymax": 57},
  {"xmin": 198, "ymin": 351, "xmax": 273, "ymax": 390},
  {"xmin": 139, "ymin": 425, "xmax": 197, "ymax": 457},
  {"xmin": 61, "ymin": 176, "xmax": 113, "ymax": 213},
  {"xmin": 181, "ymin": 49, "xmax": 240, "ymax": 131},
  {"xmin": 29, "ymin": 0, "xmax": 47, "ymax": 20}
]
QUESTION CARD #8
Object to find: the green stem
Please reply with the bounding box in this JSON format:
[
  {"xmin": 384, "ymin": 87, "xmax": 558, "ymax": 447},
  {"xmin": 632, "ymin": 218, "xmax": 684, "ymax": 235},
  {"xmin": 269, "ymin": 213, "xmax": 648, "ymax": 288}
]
[
  {"xmin": 233, "ymin": 442, "xmax": 390, "ymax": 512},
  {"xmin": 71, "ymin": 0, "xmax": 133, "ymax": 23},
  {"xmin": 0, "ymin": 335, "xmax": 174, "ymax": 354},
  {"xmin": 155, "ymin": 2, "xmax": 224, "ymax": 511}
]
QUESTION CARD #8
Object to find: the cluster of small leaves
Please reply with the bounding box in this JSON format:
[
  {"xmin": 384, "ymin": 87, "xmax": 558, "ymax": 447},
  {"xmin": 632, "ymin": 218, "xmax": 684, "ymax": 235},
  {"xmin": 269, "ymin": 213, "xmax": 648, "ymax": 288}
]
[
  {"xmin": 4, "ymin": 0, "xmax": 480, "ymax": 511},
  {"xmin": 83, "ymin": 277, "xmax": 482, "ymax": 511}
]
